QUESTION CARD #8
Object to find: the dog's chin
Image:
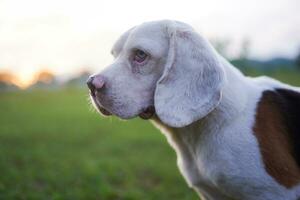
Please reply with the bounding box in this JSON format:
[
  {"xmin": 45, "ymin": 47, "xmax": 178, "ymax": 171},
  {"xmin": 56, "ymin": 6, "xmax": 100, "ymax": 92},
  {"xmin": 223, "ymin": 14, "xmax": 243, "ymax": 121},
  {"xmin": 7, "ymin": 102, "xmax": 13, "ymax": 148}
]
[
  {"xmin": 102, "ymin": 105, "xmax": 155, "ymax": 120},
  {"xmin": 98, "ymin": 106, "xmax": 112, "ymax": 116},
  {"xmin": 91, "ymin": 95, "xmax": 155, "ymax": 120},
  {"xmin": 90, "ymin": 95, "xmax": 111, "ymax": 116},
  {"xmin": 93, "ymin": 102, "xmax": 112, "ymax": 116}
]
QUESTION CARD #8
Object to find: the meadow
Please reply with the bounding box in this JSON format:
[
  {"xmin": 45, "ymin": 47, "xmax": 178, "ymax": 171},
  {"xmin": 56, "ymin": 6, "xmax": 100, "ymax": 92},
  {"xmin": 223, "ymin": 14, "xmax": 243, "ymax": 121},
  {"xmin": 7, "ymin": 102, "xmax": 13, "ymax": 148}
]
[
  {"xmin": 0, "ymin": 89, "xmax": 198, "ymax": 200},
  {"xmin": 0, "ymin": 70, "xmax": 299, "ymax": 200}
]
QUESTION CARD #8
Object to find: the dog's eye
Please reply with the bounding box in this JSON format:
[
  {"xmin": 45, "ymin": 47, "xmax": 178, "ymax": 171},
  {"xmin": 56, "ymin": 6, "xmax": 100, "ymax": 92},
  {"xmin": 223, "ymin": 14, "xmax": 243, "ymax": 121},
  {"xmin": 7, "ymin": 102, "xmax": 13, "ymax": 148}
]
[{"xmin": 133, "ymin": 49, "xmax": 148, "ymax": 63}]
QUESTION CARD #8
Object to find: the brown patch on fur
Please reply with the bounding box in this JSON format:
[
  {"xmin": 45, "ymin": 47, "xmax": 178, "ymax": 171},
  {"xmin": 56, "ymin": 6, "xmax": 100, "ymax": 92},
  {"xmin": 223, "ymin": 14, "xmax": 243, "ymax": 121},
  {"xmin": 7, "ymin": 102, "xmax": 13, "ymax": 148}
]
[{"xmin": 253, "ymin": 90, "xmax": 300, "ymax": 188}]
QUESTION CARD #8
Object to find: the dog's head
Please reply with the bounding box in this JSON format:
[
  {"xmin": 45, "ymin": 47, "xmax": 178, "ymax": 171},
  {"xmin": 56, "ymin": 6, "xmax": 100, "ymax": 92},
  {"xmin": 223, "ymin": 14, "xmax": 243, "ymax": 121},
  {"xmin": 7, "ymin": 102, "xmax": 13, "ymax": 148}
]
[{"xmin": 88, "ymin": 20, "xmax": 225, "ymax": 127}]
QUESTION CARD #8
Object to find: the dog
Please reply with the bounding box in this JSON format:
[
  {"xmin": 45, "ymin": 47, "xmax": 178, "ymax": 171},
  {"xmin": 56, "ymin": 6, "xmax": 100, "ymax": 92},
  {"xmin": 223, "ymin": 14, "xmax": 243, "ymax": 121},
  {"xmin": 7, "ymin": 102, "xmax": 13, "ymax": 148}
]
[{"xmin": 87, "ymin": 20, "xmax": 300, "ymax": 200}]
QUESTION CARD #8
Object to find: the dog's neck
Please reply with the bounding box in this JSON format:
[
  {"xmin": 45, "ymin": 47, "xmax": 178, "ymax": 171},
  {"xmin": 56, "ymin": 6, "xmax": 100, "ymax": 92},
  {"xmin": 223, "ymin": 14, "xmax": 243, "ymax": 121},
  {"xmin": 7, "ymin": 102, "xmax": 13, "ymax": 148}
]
[
  {"xmin": 214, "ymin": 55, "xmax": 250, "ymax": 121},
  {"xmin": 150, "ymin": 56, "xmax": 251, "ymax": 188}
]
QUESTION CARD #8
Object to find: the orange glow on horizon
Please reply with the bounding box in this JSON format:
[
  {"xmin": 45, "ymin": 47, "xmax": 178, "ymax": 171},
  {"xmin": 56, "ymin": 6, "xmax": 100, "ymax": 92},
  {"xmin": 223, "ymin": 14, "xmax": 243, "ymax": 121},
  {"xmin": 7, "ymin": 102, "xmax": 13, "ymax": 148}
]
[
  {"xmin": 0, "ymin": 68, "xmax": 91, "ymax": 89},
  {"xmin": 0, "ymin": 70, "xmax": 54, "ymax": 89},
  {"xmin": 16, "ymin": 76, "xmax": 35, "ymax": 89}
]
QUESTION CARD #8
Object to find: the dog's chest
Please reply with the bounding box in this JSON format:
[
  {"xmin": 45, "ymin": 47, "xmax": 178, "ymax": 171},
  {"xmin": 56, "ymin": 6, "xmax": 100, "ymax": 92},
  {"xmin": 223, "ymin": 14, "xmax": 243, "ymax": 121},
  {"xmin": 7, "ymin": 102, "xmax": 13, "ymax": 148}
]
[
  {"xmin": 175, "ymin": 129, "xmax": 233, "ymax": 195},
  {"xmin": 152, "ymin": 111, "xmax": 288, "ymax": 199},
  {"xmin": 162, "ymin": 125, "xmax": 236, "ymax": 198},
  {"xmin": 164, "ymin": 118, "xmax": 265, "ymax": 199}
]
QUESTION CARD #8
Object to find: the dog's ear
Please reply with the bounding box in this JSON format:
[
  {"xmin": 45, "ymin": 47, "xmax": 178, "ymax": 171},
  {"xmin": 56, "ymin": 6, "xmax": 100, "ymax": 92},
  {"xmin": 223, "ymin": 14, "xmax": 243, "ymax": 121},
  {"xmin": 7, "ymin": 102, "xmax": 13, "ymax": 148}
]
[{"xmin": 154, "ymin": 22, "xmax": 226, "ymax": 127}]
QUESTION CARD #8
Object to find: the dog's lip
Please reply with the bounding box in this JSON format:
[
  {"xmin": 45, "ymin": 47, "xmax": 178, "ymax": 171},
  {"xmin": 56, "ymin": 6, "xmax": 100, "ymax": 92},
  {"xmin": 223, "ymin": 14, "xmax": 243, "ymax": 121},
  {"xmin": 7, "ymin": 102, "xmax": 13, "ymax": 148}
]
[
  {"xmin": 98, "ymin": 106, "xmax": 112, "ymax": 116},
  {"xmin": 90, "ymin": 93, "xmax": 112, "ymax": 116},
  {"xmin": 90, "ymin": 92, "xmax": 155, "ymax": 119},
  {"xmin": 89, "ymin": 90, "xmax": 95, "ymax": 98},
  {"xmin": 139, "ymin": 106, "xmax": 155, "ymax": 120}
]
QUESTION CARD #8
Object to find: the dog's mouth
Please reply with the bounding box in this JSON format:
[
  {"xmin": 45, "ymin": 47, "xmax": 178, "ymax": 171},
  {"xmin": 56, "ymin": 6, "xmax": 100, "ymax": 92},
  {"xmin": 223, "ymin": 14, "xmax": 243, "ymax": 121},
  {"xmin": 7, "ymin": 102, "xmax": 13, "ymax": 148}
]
[
  {"xmin": 138, "ymin": 106, "xmax": 155, "ymax": 120},
  {"xmin": 98, "ymin": 106, "xmax": 112, "ymax": 116},
  {"xmin": 90, "ymin": 93, "xmax": 155, "ymax": 120},
  {"xmin": 90, "ymin": 93, "xmax": 112, "ymax": 116}
]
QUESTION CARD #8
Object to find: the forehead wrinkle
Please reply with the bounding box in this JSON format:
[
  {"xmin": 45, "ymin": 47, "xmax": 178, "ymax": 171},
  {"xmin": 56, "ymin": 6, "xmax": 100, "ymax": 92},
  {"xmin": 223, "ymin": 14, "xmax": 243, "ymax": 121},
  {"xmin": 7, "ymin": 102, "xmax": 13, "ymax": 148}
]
[
  {"xmin": 126, "ymin": 38, "xmax": 153, "ymax": 50},
  {"xmin": 131, "ymin": 39, "xmax": 164, "ymax": 56},
  {"xmin": 125, "ymin": 36, "xmax": 166, "ymax": 58}
]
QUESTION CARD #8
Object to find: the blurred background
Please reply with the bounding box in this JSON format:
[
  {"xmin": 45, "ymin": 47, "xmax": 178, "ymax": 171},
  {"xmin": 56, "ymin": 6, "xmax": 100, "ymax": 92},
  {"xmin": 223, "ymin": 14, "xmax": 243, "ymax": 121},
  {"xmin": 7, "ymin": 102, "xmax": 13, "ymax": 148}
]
[{"xmin": 0, "ymin": 0, "xmax": 299, "ymax": 199}]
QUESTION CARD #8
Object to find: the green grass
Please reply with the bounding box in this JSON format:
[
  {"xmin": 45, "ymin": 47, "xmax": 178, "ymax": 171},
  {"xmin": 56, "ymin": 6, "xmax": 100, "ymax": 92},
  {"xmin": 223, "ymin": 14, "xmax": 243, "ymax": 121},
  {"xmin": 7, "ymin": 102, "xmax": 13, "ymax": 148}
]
[
  {"xmin": 0, "ymin": 89, "xmax": 197, "ymax": 200},
  {"xmin": 0, "ymin": 71, "xmax": 299, "ymax": 200},
  {"xmin": 243, "ymin": 69, "xmax": 300, "ymax": 86}
]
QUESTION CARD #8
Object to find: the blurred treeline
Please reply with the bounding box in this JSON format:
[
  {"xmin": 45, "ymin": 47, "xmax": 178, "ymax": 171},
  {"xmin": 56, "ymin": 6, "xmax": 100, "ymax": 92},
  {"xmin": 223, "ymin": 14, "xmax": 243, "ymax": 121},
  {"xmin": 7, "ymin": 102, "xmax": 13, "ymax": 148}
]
[{"xmin": 1, "ymin": 39, "xmax": 300, "ymax": 91}]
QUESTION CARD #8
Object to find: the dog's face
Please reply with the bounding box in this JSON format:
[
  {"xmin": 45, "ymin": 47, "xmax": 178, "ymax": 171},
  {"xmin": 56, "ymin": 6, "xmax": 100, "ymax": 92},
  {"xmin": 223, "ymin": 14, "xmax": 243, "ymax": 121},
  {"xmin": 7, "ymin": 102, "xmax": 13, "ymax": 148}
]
[
  {"xmin": 89, "ymin": 21, "xmax": 168, "ymax": 119},
  {"xmin": 88, "ymin": 20, "xmax": 226, "ymax": 127}
]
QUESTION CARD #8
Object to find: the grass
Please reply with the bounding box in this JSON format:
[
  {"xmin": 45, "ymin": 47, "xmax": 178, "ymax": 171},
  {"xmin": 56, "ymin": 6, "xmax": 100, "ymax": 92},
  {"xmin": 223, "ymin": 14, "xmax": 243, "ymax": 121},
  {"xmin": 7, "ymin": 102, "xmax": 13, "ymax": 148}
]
[
  {"xmin": 0, "ymin": 89, "xmax": 197, "ymax": 200},
  {"xmin": 243, "ymin": 69, "xmax": 300, "ymax": 86},
  {"xmin": 0, "ymin": 70, "xmax": 299, "ymax": 200}
]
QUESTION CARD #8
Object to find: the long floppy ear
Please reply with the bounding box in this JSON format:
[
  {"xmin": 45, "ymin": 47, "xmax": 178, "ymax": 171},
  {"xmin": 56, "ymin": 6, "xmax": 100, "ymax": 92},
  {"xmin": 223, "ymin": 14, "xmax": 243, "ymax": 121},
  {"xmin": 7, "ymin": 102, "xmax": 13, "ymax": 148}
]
[{"xmin": 154, "ymin": 22, "xmax": 226, "ymax": 127}]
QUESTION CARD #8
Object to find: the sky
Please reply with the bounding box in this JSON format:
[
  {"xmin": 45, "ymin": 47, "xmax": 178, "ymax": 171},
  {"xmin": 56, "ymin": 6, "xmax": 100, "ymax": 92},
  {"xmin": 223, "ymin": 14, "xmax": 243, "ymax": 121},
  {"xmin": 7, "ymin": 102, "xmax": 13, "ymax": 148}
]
[{"xmin": 0, "ymin": 0, "xmax": 299, "ymax": 86}]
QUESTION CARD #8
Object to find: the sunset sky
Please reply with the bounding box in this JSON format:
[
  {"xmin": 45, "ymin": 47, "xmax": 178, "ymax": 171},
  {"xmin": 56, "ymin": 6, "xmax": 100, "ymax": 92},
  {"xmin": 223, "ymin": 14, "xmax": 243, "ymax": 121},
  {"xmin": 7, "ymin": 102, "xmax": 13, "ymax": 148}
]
[{"xmin": 0, "ymin": 0, "xmax": 299, "ymax": 87}]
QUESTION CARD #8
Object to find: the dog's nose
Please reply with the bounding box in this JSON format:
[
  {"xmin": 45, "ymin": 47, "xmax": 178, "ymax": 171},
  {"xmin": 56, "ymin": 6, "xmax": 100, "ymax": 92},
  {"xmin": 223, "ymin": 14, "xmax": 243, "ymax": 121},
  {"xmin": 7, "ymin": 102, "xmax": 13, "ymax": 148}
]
[{"xmin": 86, "ymin": 75, "xmax": 106, "ymax": 95}]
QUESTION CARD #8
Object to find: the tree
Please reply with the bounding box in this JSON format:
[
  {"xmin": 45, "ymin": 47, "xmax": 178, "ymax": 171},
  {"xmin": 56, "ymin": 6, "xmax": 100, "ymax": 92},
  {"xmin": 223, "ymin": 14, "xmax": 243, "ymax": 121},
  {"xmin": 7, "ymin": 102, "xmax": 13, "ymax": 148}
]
[
  {"xmin": 235, "ymin": 38, "xmax": 251, "ymax": 69},
  {"xmin": 295, "ymin": 48, "xmax": 300, "ymax": 69},
  {"xmin": 0, "ymin": 71, "xmax": 17, "ymax": 84},
  {"xmin": 29, "ymin": 70, "xmax": 57, "ymax": 89},
  {"xmin": 0, "ymin": 71, "xmax": 19, "ymax": 90},
  {"xmin": 33, "ymin": 70, "xmax": 55, "ymax": 84},
  {"xmin": 210, "ymin": 38, "xmax": 231, "ymax": 59},
  {"xmin": 238, "ymin": 38, "xmax": 251, "ymax": 61}
]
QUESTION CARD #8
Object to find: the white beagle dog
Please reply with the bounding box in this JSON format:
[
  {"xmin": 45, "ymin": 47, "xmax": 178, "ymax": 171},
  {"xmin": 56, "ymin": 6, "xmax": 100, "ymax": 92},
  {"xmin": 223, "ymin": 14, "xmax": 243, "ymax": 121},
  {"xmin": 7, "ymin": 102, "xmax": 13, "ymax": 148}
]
[{"xmin": 87, "ymin": 20, "xmax": 300, "ymax": 200}]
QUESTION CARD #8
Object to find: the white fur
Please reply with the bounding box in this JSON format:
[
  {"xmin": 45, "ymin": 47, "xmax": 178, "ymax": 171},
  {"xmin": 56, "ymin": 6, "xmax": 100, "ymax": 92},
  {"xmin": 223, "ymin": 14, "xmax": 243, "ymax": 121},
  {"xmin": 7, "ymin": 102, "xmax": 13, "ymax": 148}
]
[{"xmin": 90, "ymin": 20, "xmax": 300, "ymax": 200}]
